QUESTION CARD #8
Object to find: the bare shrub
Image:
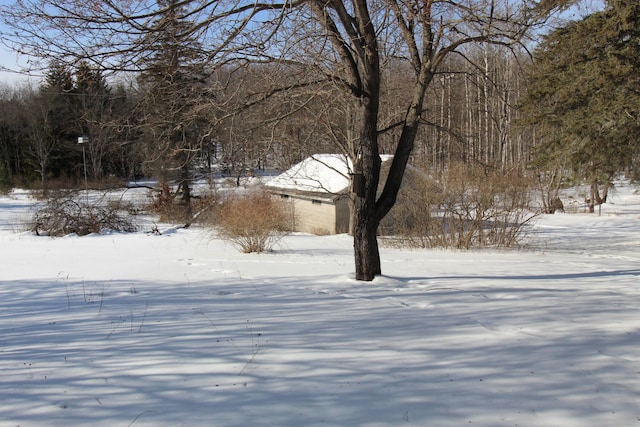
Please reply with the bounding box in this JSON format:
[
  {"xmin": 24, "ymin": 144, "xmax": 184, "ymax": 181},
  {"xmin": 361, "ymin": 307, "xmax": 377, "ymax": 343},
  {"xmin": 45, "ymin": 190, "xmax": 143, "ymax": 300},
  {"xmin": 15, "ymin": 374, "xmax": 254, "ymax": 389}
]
[
  {"xmin": 214, "ymin": 190, "xmax": 289, "ymax": 253},
  {"xmin": 310, "ymin": 227, "xmax": 332, "ymax": 236},
  {"xmin": 382, "ymin": 163, "xmax": 538, "ymax": 249},
  {"xmin": 147, "ymin": 182, "xmax": 187, "ymax": 223},
  {"xmin": 145, "ymin": 179, "xmax": 220, "ymax": 227},
  {"xmin": 31, "ymin": 190, "xmax": 138, "ymax": 236},
  {"xmin": 187, "ymin": 180, "xmax": 220, "ymax": 226},
  {"xmin": 379, "ymin": 172, "xmax": 445, "ymax": 247}
]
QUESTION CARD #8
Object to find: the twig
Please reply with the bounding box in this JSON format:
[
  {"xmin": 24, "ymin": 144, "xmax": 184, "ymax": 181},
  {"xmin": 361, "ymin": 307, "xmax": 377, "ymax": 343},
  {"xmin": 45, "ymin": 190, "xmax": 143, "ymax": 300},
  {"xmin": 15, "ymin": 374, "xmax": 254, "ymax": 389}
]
[
  {"xmin": 193, "ymin": 310, "xmax": 263, "ymax": 375},
  {"xmin": 128, "ymin": 411, "xmax": 157, "ymax": 426},
  {"xmin": 106, "ymin": 318, "xmax": 124, "ymax": 339},
  {"xmin": 138, "ymin": 301, "xmax": 149, "ymax": 333},
  {"xmin": 98, "ymin": 287, "xmax": 104, "ymax": 314},
  {"xmin": 239, "ymin": 320, "xmax": 262, "ymax": 375},
  {"xmin": 64, "ymin": 283, "xmax": 71, "ymax": 309}
]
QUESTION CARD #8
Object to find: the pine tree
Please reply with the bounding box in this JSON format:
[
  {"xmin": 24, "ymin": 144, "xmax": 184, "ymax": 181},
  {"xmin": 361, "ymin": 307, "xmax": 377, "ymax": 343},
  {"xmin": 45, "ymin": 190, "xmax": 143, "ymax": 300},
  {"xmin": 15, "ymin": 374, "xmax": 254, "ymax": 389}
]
[
  {"xmin": 37, "ymin": 61, "xmax": 78, "ymax": 183},
  {"xmin": 522, "ymin": 0, "xmax": 640, "ymax": 211},
  {"xmin": 136, "ymin": 0, "xmax": 210, "ymax": 220}
]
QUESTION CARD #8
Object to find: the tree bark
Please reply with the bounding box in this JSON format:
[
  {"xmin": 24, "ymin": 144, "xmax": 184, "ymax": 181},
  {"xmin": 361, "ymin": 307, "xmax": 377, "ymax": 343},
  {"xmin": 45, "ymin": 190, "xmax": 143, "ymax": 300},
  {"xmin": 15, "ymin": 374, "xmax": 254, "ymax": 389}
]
[
  {"xmin": 353, "ymin": 204, "xmax": 381, "ymax": 280},
  {"xmin": 353, "ymin": 0, "xmax": 382, "ymax": 281},
  {"xmin": 179, "ymin": 162, "xmax": 193, "ymax": 220},
  {"xmin": 352, "ymin": 128, "xmax": 382, "ymax": 280}
]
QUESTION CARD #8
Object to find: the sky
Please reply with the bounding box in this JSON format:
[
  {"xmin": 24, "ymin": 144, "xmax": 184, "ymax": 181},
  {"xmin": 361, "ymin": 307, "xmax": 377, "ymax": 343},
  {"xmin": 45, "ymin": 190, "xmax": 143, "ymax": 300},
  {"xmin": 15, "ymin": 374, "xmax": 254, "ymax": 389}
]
[
  {"xmin": 0, "ymin": 48, "xmax": 35, "ymax": 86},
  {"xmin": 0, "ymin": 0, "xmax": 39, "ymax": 86},
  {"xmin": 0, "ymin": 0, "xmax": 607, "ymax": 88}
]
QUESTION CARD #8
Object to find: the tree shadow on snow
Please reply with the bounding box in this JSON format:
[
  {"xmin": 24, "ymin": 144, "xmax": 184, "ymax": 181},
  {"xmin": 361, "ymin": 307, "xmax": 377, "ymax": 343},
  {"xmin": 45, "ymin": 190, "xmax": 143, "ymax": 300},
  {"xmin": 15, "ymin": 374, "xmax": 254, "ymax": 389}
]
[{"xmin": 1, "ymin": 273, "xmax": 639, "ymax": 426}]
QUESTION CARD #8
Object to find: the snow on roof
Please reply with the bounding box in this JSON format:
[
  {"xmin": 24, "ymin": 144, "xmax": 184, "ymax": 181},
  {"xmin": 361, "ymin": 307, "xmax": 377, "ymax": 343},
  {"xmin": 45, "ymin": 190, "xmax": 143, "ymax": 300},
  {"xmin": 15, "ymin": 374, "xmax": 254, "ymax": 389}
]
[
  {"xmin": 266, "ymin": 154, "xmax": 352, "ymax": 194},
  {"xmin": 266, "ymin": 154, "xmax": 395, "ymax": 194}
]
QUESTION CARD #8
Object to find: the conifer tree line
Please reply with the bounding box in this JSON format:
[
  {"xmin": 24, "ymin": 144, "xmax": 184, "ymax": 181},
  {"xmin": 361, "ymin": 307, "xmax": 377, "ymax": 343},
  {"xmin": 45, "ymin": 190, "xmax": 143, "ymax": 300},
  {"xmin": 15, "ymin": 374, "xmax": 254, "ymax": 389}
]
[
  {"xmin": 521, "ymin": 0, "xmax": 640, "ymax": 212},
  {"xmin": 0, "ymin": 61, "xmax": 135, "ymax": 191}
]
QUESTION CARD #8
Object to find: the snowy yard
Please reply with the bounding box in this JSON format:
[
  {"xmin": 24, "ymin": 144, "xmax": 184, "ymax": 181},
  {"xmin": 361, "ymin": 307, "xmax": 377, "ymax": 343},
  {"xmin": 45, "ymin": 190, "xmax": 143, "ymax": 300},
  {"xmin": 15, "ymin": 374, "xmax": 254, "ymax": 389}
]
[{"xmin": 1, "ymin": 183, "xmax": 639, "ymax": 426}]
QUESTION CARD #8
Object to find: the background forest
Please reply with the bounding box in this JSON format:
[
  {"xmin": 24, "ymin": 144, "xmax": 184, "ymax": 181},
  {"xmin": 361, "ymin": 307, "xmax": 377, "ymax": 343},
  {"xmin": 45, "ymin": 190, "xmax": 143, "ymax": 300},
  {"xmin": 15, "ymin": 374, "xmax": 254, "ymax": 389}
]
[
  {"xmin": 0, "ymin": 0, "xmax": 638, "ymax": 232},
  {"xmin": 0, "ymin": 48, "xmax": 536, "ymax": 189}
]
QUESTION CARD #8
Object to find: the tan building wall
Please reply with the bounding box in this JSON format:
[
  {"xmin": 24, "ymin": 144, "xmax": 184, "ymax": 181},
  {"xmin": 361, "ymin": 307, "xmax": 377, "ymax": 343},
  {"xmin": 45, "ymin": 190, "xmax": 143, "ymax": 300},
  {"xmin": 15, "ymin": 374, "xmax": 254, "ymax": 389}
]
[
  {"xmin": 277, "ymin": 193, "xmax": 350, "ymax": 235},
  {"xmin": 334, "ymin": 196, "xmax": 350, "ymax": 234}
]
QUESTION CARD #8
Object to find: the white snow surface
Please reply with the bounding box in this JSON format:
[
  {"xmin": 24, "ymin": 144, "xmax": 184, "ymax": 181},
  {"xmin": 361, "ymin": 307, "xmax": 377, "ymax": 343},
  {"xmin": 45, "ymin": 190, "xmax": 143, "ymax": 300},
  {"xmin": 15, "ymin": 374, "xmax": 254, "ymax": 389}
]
[{"xmin": 1, "ymin": 182, "xmax": 640, "ymax": 426}]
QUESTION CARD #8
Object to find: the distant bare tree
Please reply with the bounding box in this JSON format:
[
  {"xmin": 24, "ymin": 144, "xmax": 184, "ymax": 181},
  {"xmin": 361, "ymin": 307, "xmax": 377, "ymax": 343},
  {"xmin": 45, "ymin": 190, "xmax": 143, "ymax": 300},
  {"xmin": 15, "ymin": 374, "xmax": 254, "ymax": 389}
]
[{"xmin": 24, "ymin": 89, "xmax": 57, "ymax": 193}]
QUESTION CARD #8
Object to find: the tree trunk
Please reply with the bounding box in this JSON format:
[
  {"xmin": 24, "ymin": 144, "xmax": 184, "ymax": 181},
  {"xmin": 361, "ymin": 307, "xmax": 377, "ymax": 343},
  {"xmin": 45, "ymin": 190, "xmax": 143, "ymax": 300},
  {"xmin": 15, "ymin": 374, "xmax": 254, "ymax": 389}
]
[
  {"xmin": 347, "ymin": 0, "xmax": 382, "ymax": 282},
  {"xmin": 353, "ymin": 203, "xmax": 381, "ymax": 280},
  {"xmin": 179, "ymin": 163, "xmax": 193, "ymax": 220},
  {"xmin": 352, "ymin": 95, "xmax": 382, "ymax": 281},
  {"xmin": 588, "ymin": 180, "xmax": 596, "ymax": 214}
]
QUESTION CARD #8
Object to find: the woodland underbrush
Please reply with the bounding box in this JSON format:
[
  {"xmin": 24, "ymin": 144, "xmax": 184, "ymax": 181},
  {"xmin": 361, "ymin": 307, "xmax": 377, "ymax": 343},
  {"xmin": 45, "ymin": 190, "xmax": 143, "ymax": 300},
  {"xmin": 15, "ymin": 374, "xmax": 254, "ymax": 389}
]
[{"xmin": 381, "ymin": 163, "xmax": 538, "ymax": 249}]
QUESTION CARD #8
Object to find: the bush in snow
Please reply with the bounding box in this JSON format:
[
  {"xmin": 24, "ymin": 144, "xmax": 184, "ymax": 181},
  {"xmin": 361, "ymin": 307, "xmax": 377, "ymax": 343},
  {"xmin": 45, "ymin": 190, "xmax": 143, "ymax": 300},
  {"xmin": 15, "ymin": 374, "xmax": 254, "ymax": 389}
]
[
  {"xmin": 30, "ymin": 190, "xmax": 138, "ymax": 236},
  {"xmin": 382, "ymin": 163, "xmax": 537, "ymax": 249},
  {"xmin": 214, "ymin": 190, "xmax": 289, "ymax": 253}
]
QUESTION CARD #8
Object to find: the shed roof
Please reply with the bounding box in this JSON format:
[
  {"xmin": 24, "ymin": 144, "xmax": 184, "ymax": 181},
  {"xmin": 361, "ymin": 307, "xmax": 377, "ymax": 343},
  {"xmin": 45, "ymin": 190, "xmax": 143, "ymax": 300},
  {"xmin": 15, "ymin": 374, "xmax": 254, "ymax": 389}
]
[
  {"xmin": 265, "ymin": 154, "xmax": 352, "ymax": 194},
  {"xmin": 265, "ymin": 154, "xmax": 395, "ymax": 196}
]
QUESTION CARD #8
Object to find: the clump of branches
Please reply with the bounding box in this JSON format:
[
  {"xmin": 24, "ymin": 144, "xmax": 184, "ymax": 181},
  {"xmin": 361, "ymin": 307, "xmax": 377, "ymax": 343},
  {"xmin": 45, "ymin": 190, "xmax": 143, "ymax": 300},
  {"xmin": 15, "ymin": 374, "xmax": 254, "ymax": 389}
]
[
  {"xmin": 147, "ymin": 182, "xmax": 189, "ymax": 223},
  {"xmin": 31, "ymin": 191, "xmax": 138, "ymax": 236},
  {"xmin": 145, "ymin": 179, "xmax": 221, "ymax": 229},
  {"xmin": 382, "ymin": 163, "xmax": 538, "ymax": 249},
  {"xmin": 212, "ymin": 190, "xmax": 289, "ymax": 253}
]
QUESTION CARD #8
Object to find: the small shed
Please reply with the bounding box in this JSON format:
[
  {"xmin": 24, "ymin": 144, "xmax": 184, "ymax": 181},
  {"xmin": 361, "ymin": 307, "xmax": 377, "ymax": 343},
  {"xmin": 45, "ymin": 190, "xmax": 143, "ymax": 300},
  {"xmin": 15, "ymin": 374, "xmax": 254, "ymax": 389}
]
[
  {"xmin": 264, "ymin": 154, "xmax": 400, "ymax": 235},
  {"xmin": 264, "ymin": 154, "xmax": 353, "ymax": 235}
]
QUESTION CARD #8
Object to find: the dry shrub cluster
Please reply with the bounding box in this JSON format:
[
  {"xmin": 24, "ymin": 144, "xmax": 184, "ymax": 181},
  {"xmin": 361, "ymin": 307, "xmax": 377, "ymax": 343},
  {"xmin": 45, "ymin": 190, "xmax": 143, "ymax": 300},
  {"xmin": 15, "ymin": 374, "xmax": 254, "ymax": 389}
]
[
  {"xmin": 148, "ymin": 182, "xmax": 190, "ymax": 223},
  {"xmin": 147, "ymin": 180, "xmax": 220, "ymax": 225},
  {"xmin": 31, "ymin": 191, "xmax": 138, "ymax": 236},
  {"xmin": 213, "ymin": 190, "xmax": 289, "ymax": 253},
  {"xmin": 382, "ymin": 163, "xmax": 537, "ymax": 249}
]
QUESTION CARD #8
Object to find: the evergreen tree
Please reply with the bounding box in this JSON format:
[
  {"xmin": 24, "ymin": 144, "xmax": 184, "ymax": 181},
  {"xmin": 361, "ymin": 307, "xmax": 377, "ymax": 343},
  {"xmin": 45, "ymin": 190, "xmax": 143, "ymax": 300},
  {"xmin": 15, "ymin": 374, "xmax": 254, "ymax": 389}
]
[
  {"xmin": 34, "ymin": 61, "xmax": 78, "ymax": 186},
  {"xmin": 0, "ymin": 88, "xmax": 25, "ymax": 190},
  {"xmin": 136, "ymin": 0, "xmax": 210, "ymax": 219},
  {"xmin": 522, "ymin": 0, "xmax": 640, "ymax": 211}
]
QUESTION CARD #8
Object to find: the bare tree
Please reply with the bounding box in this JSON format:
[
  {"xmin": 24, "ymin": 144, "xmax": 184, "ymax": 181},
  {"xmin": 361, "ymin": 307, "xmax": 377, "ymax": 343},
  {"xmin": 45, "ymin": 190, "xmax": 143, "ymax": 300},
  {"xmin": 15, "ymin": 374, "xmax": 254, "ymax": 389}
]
[
  {"xmin": 217, "ymin": 0, "xmax": 573, "ymax": 280},
  {"xmin": 74, "ymin": 61, "xmax": 115, "ymax": 181},
  {"xmin": 279, "ymin": 0, "xmax": 575, "ymax": 280},
  {"xmin": 24, "ymin": 89, "xmax": 57, "ymax": 193}
]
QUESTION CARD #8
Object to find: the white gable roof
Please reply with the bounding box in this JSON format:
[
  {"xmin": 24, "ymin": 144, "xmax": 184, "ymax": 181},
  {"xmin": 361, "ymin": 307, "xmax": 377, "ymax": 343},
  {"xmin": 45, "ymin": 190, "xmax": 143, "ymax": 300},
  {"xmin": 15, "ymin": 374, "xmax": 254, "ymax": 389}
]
[
  {"xmin": 266, "ymin": 154, "xmax": 395, "ymax": 194},
  {"xmin": 266, "ymin": 154, "xmax": 352, "ymax": 194}
]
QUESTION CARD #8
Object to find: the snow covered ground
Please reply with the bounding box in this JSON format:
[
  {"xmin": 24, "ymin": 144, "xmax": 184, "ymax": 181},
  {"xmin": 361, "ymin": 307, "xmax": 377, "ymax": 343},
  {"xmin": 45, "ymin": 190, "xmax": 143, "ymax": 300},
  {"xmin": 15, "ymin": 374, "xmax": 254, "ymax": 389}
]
[{"xmin": 0, "ymin": 182, "xmax": 639, "ymax": 426}]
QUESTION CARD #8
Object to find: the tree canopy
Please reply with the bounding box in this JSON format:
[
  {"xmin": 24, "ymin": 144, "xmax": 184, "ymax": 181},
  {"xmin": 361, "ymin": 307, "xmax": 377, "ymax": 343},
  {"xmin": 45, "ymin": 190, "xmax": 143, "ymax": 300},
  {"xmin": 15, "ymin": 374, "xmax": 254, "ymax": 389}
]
[{"xmin": 522, "ymin": 0, "xmax": 640, "ymax": 200}]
